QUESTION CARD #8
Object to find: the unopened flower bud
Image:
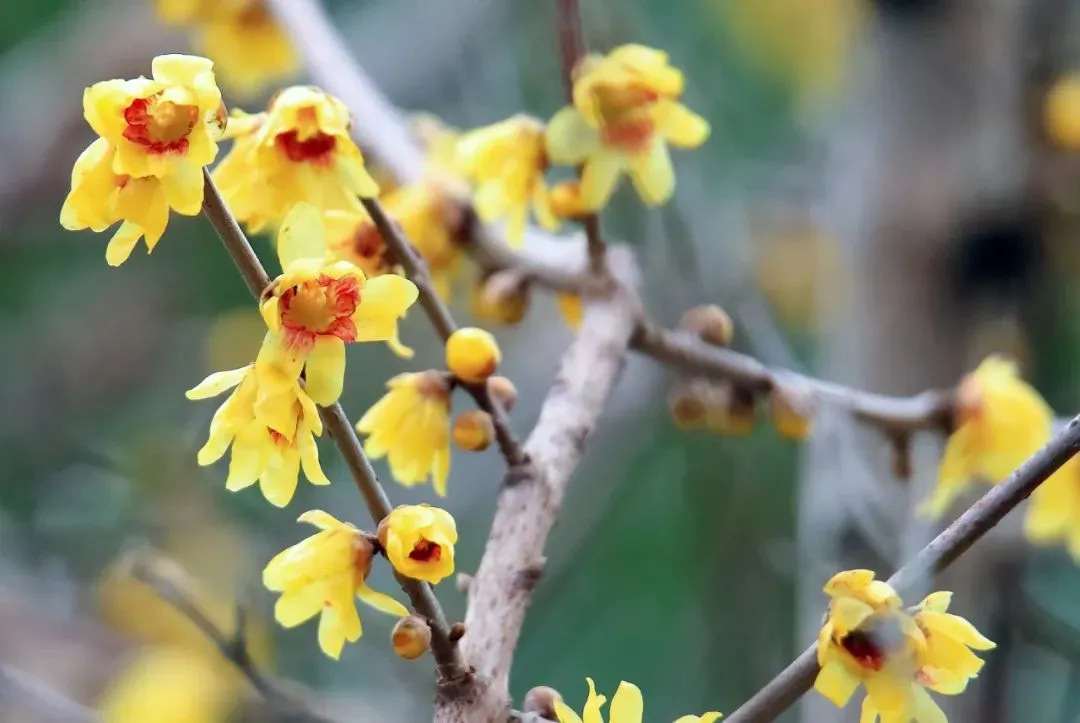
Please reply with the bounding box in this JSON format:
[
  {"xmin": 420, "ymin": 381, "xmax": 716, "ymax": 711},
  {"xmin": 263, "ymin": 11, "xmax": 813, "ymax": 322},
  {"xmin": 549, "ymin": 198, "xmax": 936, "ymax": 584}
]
[
  {"xmin": 453, "ymin": 410, "xmax": 495, "ymax": 451},
  {"xmin": 770, "ymin": 383, "xmax": 815, "ymax": 440},
  {"xmin": 549, "ymin": 181, "xmax": 587, "ymax": 222},
  {"xmin": 487, "ymin": 376, "xmax": 518, "ymax": 412},
  {"xmin": 391, "ymin": 615, "xmax": 431, "ymax": 659},
  {"xmin": 679, "ymin": 304, "xmax": 734, "ymax": 347},
  {"xmin": 470, "ymin": 271, "xmax": 531, "ymax": 325},
  {"xmin": 667, "ymin": 378, "xmax": 710, "ymax": 430},
  {"xmin": 446, "ymin": 327, "xmax": 501, "ymax": 383},
  {"xmin": 523, "ymin": 686, "xmax": 563, "ymax": 719}
]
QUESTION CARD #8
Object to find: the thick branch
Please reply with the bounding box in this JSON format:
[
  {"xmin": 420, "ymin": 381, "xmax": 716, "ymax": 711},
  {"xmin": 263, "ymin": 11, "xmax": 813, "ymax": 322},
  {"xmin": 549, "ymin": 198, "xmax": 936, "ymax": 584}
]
[
  {"xmin": 200, "ymin": 169, "xmax": 466, "ymax": 682},
  {"xmin": 724, "ymin": 415, "xmax": 1080, "ymax": 723}
]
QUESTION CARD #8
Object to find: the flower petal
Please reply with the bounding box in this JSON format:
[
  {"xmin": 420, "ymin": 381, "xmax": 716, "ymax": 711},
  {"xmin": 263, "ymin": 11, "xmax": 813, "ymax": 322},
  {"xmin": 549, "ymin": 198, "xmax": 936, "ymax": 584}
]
[
  {"xmin": 580, "ymin": 151, "xmax": 624, "ymax": 210},
  {"xmin": 186, "ymin": 366, "xmax": 252, "ymax": 400},
  {"xmin": 545, "ymin": 107, "xmax": 599, "ymax": 164},
  {"xmin": 627, "ymin": 139, "xmax": 675, "ymax": 206},
  {"xmin": 274, "ymin": 584, "xmax": 323, "ymax": 627},
  {"xmin": 608, "ymin": 681, "xmax": 643, "ymax": 723},
  {"xmin": 356, "ymin": 584, "xmax": 409, "ymax": 617},
  {"xmin": 814, "ymin": 660, "xmax": 860, "ymax": 708},
  {"xmin": 351, "ymin": 274, "xmax": 419, "ymax": 341},
  {"xmin": 277, "ymin": 202, "xmax": 328, "ymax": 268},
  {"xmin": 297, "ymin": 509, "xmax": 344, "ymax": 530},
  {"xmin": 305, "ymin": 336, "xmax": 347, "ymax": 406}
]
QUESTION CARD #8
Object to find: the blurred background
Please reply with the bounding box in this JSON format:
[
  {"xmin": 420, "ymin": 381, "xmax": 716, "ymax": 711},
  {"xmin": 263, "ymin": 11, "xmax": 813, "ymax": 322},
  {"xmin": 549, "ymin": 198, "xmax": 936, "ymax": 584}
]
[{"xmin": 4, "ymin": 0, "xmax": 1080, "ymax": 721}]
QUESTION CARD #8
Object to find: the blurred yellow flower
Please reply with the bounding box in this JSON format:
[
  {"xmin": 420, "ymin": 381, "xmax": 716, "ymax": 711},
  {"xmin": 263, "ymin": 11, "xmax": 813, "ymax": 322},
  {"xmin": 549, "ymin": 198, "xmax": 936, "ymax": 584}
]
[
  {"xmin": 156, "ymin": 0, "xmax": 299, "ymax": 99},
  {"xmin": 60, "ymin": 139, "xmax": 187, "ymax": 266},
  {"xmin": 323, "ymin": 208, "xmax": 396, "ymax": 278},
  {"xmin": 1024, "ymin": 456, "xmax": 1080, "ymax": 561},
  {"xmin": 213, "ymin": 87, "xmax": 379, "ymax": 233},
  {"xmin": 556, "ymin": 292, "xmax": 583, "ymax": 330},
  {"xmin": 548, "ymin": 180, "xmax": 589, "ymax": 222},
  {"xmin": 545, "ymin": 44, "xmax": 709, "ymax": 210},
  {"xmin": 382, "ymin": 181, "xmax": 464, "ymax": 298},
  {"xmin": 255, "ymin": 203, "xmax": 418, "ymax": 405},
  {"xmin": 187, "ymin": 364, "xmax": 330, "ymax": 507},
  {"xmin": 456, "ymin": 114, "xmax": 559, "ymax": 246},
  {"xmin": 378, "ymin": 504, "xmax": 457, "ymax": 584},
  {"xmin": 357, "ymin": 371, "xmax": 452, "ymax": 496},
  {"xmin": 920, "ymin": 356, "xmax": 1052, "ymax": 518},
  {"xmin": 555, "ymin": 678, "xmax": 721, "ymax": 723},
  {"xmin": 1045, "ymin": 74, "xmax": 1080, "ymax": 150},
  {"xmin": 263, "ymin": 510, "xmax": 408, "ymax": 659},
  {"xmin": 411, "ymin": 112, "xmax": 462, "ymax": 179},
  {"xmin": 98, "ymin": 647, "xmax": 235, "ymax": 723}
]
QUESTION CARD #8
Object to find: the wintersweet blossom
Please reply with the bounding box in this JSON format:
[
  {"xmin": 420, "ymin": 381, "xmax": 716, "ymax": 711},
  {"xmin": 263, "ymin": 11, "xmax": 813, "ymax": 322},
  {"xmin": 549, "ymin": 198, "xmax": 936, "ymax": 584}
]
[
  {"xmin": 356, "ymin": 371, "xmax": 452, "ymax": 496},
  {"xmin": 323, "ymin": 208, "xmax": 396, "ymax": 278},
  {"xmin": 255, "ymin": 203, "xmax": 418, "ymax": 406},
  {"xmin": 156, "ymin": 0, "xmax": 298, "ymax": 98},
  {"xmin": 213, "ymin": 87, "xmax": 380, "ymax": 232},
  {"xmin": 1024, "ymin": 456, "xmax": 1080, "ymax": 561},
  {"xmin": 554, "ymin": 678, "xmax": 721, "ymax": 723},
  {"xmin": 456, "ymin": 114, "xmax": 559, "ymax": 245},
  {"xmin": 382, "ymin": 182, "xmax": 464, "ymax": 299},
  {"xmin": 186, "ymin": 364, "xmax": 329, "ymax": 508},
  {"xmin": 263, "ymin": 510, "xmax": 408, "ymax": 659},
  {"xmin": 920, "ymin": 356, "xmax": 1053, "ymax": 517},
  {"xmin": 545, "ymin": 44, "xmax": 709, "ymax": 210},
  {"xmin": 378, "ymin": 504, "xmax": 457, "ymax": 584},
  {"xmin": 912, "ymin": 592, "xmax": 996, "ymax": 695}
]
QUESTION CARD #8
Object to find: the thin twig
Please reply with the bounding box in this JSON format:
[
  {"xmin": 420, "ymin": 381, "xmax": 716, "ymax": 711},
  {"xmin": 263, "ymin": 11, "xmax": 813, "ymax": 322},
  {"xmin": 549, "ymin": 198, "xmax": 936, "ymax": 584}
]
[
  {"xmin": 724, "ymin": 415, "xmax": 1080, "ymax": 723},
  {"xmin": 200, "ymin": 169, "xmax": 467, "ymax": 682},
  {"xmin": 359, "ymin": 196, "xmax": 528, "ymax": 468}
]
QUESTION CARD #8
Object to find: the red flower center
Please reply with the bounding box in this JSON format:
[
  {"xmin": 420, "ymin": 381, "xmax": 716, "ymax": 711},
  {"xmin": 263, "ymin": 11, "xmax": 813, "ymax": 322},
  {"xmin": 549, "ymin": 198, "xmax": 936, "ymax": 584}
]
[
  {"xmin": 275, "ymin": 130, "xmax": 337, "ymax": 165},
  {"xmin": 840, "ymin": 631, "xmax": 885, "ymax": 671},
  {"xmin": 408, "ymin": 538, "xmax": 442, "ymax": 563},
  {"xmin": 600, "ymin": 114, "xmax": 656, "ymax": 153},
  {"xmin": 122, "ymin": 95, "xmax": 198, "ymax": 155},
  {"xmin": 267, "ymin": 428, "xmax": 288, "ymax": 446},
  {"xmin": 279, "ymin": 274, "xmax": 361, "ymax": 349}
]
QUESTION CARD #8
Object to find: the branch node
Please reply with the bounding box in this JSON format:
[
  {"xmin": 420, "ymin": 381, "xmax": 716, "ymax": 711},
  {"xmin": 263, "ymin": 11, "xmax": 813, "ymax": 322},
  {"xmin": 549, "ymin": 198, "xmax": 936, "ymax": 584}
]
[
  {"xmin": 517, "ymin": 561, "xmax": 546, "ymax": 592},
  {"xmin": 449, "ymin": 622, "xmax": 467, "ymax": 643}
]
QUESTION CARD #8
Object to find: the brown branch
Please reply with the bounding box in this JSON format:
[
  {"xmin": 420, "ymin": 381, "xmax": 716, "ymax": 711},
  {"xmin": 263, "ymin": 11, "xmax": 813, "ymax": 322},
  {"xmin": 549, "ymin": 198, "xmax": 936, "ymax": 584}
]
[
  {"xmin": 200, "ymin": 169, "xmax": 466, "ymax": 683},
  {"xmin": 360, "ymin": 197, "xmax": 528, "ymax": 468},
  {"xmin": 724, "ymin": 415, "xmax": 1080, "ymax": 723}
]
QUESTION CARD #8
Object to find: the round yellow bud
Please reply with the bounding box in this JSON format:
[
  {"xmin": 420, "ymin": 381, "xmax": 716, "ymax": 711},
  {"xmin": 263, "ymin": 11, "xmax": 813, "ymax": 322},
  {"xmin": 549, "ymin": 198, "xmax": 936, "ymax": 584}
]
[
  {"xmin": 487, "ymin": 376, "xmax": 518, "ymax": 412},
  {"xmin": 523, "ymin": 686, "xmax": 563, "ymax": 719},
  {"xmin": 452, "ymin": 410, "xmax": 495, "ymax": 452},
  {"xmin": 446, "ymin": 327, "xmax": 501, "ymax": 383},
  {"xmin": 679, "ymin": 304, "xmax": 734, "ymax": 347},
  {"xmin": 549, "ymin": 181, "xmax": 587, "ymax": 221},
  {"xmin": 1046, "ymin": 75, "xmax": 1080, "ymax": 150},
  {"xmin": 667, "ymin": 379, "xmax": 710, "ymax": 430},
  {"xmin": 391, "ymin": 615, "xmax": 432, "ymax": 660},
  {"xmin": 770, "ymin": 384, "xmax": 815, "ymax": 441}
]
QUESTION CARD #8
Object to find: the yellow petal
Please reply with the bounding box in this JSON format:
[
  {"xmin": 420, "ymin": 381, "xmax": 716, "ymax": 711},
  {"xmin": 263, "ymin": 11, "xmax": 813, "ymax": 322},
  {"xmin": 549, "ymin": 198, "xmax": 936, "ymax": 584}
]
[
  {"xmin": 656, "ymin": 100, "xmax": 711, "ymax": 148},
  {"xmin": 297, "ymin": 509, "xmax": 345, "ymax": 530},
  {"xmin": 299, "ymin": 433, "xmax": 331, "ymax": 486},
  {"xmin": 627, "ymin": 139, "xmax": 675, "ymax": 206},
  {"xmin": 226, "ymin": 424, "xmax": 267, "ymax": 491},
  {"xmin": 274, "ymin": 584, "xmax": 323, "ymax": 627},
  {"xmin": 582, "ymin": 678, "xmax": 607, "ymax": 723},
  {"xmin": 105, "ymin": 222, "xmax": 146, "ymax": 267},
  {"xmin": 864, "ymin": 673, "xmax": 910, "ymax": 713},
  {"xmin": 351, "ymin": 274, "xmax": 419, "ymax": 341},
  {"xmin": 609, "ymin": 681, "xmax": 643, "ymax": 723},
  {"xmin": 554, "ymin": 699, "xmax": 585, "ymax": 723},
  {"xmin": 920, "ymin": 610, "xmax": 996, "ymax": 650},
  {"xmin": 545, "ymin": 106, "xmax": 599, "ymax": 164},
  {"xmin": 912, "ymin": 686, "xmax": 946, "ymax": 723},
  {"xmin": 260, "ymin": 448, "xmax": 301, "ymax": 507},
  {"xmin": 161, "ymin": 163, "xmax": 205, "ymax": 216},
  {"xmin": 305, "ymin": 336, "xmax": 347, "ymax": 406},
  {"xmin": 278, "ymin": 202, "xmax": 328, "ymax": 268},
  {"xmin": 186, "ymin": 365, "xmax": 252, "ymax": 399},
  {"xmin": 917, "ymin": 591, "xmax": 952, "ymax": 614},
  {"xmin": 814, "ymin": 660, "xmax": 861, "ymax": 708},
  {"xmin": 859, "ymin": 695, "xmax": 879, "ymax": 723},
  {"xmin": 580, "ymin": 151, "xmax": 625, "ymax": 210},
  {"xmin": 255, "ymin": 331, "xmax": 306, "ymax": 392},
  {"xmin": 830, "ymin": 597, "xmax": 876, "ymax": 632},
  {"xmin": 356, "ymin": 583, "xmax": 409, "ymax": 617},
  {"xmin": 317, "ymin": 607, "xmax": 347, "ymax": 660}
]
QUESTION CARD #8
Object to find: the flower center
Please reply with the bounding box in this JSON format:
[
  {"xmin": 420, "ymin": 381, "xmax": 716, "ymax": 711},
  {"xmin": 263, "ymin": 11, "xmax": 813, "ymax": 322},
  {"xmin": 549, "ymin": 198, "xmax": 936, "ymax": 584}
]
[
  {"xmin": 408, "ymin": 538, "xmax": 442, "ymax": 563},
  {"xmin": 599, "ymin": 110, "xmax": 656, "ymax": 153},
  {"xmin": 122, "ymin": 94, "xmax": 198, "ymax": 154},
  {"xmin": 267, "ymin": 428, "xmax": 288, "ymax": 446},
  {"xmin": 279, "ymin": 275, "xmax": 361, "ymax": 348},
  {"xmin": 840, "ymin": 619, "xmax": 906, "ymax": 673}
]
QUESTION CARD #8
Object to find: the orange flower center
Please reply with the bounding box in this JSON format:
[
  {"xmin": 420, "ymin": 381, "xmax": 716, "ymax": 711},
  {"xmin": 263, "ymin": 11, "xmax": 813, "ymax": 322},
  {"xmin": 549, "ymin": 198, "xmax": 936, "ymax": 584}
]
[
  {"xmin": 408, "ymin": 538, "xmax": 442, "ymax": 563},
  {"xmin": 280, "ymin": 275, "xmax": 361, "ymax": 348},
  {"xmin": 122, "ymin": 95, "xmax": 198, "ymax": 155}
]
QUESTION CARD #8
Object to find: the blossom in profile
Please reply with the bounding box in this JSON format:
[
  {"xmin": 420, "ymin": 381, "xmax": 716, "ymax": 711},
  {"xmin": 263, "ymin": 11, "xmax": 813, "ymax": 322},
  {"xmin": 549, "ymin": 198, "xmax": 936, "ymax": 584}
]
[
  {"xmin": 921, "ymin": 356, "xmax": 1053, "ymax": 517},
  {"xmin": 456, "ymin": 114, "xmax": 559, "ymax": 246},
  {"xmin": 357, "ymin": 371, "xmax": 452, "ymax": 496},
  {"xmin": 263, "ymin": 510, "xmax": 408, "ymax": 659},
  {"xmin": 554, "ymin": 678, "xmax": 721, "ymax": 723},
  {"xmin": 911, "ymin": 591, "xmax": 996, "ymax": 695},
  {"xmin": 156, "ymin": 0, "xmax": 299, "ymax": 99},
  {"xmin": 255, "ymin": 203, "xmax": 418, "ymax": 405},
  {"xmin": 213, "ymin": 87, "xmax": 379, "ymax": 233},
  {"xmin": 1024, "ymin": 456, "xmax": 1080, "ymax": 561},
  {"xmin": 378, "ymin": 504, "xmax": 458, "ymax": 584},
  {"xmin": 186, "ymin": 364, "xmax": 329, "ymax": 507},
  {"xmin": 546, "ymin": 44, "xmax": 709, "ymax": 210}
]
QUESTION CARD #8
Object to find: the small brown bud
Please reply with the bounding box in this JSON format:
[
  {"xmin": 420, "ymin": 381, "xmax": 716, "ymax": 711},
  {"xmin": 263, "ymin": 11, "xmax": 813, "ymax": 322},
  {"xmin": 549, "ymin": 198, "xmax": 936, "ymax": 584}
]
[
  {"xmin": 449, "ymin": 622, "xmax": 467, "ymax": 643},
  {"xmin": 679, "ymin": 304, "xmax": 734, "ymax": 347},
  {"xmin": 471, "ymin": 271, "xmax": 531, "ymax": 325},
  {"xmin": 523, "ymin": 686, "xmax": 563, "ymax": 719},
  {"xmin": 391, "ymin": 615, "xmax": 432, "ymax": 659},
  {"xmin": 770, "ymin": 383, "xmax": 816, "ymax": 441},
  {"xmin": 667, "ymin": 379, "xmax": 710, "ymax": 430},
  {"xmin": 453, "ymin": 410, "xmax": 495, "ymax": 452},
  {"xmin": 487, "ymin": 376, "xmax": 518, "ymax": 412}
]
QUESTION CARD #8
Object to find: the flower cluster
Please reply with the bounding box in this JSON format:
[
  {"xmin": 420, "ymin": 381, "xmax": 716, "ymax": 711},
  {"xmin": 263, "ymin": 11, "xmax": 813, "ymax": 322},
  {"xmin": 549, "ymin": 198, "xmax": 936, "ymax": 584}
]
[
  {"xmin": 61, "ymin": 54, "xmax": 226, "ymax": 265},
  {"xmin": 555, "ymin": 678, "xmax": 721, "ymax": 723},
  {"xmin": 814, "ymin": 570, "xmax": 994, "ymax": 721}
]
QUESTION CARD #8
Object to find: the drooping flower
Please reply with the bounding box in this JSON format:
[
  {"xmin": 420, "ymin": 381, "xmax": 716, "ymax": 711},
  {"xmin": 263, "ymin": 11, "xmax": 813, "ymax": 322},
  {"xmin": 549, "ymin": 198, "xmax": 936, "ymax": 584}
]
[
  {"xmin": 255, "ymin": 203, "xmax": 419, "ymax": 405},
  {"xmin": 381, "ymin": 181, "xmax": 464, "ymax": 299},
  {"xmin": 212, "ymin": 87, "xmax": 379, "ymax": 233},
  {"xmin": 156, "ymin": 0, "xmax": 299, "ymax": 99},
  {"xmin": 545, "ymin": 44, "xmax": 709, "ymax": 210},
  {"xmin": 263, "ymin": 510, "xmax": 408, "ymax": 659},
  {"xmin": 554, "ymin": 678, "xmax": 722, "ymax": 723},
  {"xmin": 186, "ymin": 364, "xmax": 330, "ymax": 507},
  {"xmin": 83, "ymin": 53, "xmax": 225, "ymax": 184},
  {"xmin": 323, "ymin": 208, "xmax": 396, "ymax": 279},
  {"xmin": 97, "ymin": 647, "xmax": 235, "ymax": 723},
  {"xmin": 356, "ymin": 371, "xmax": 452, "ymax": 496},
  {"xmin": 377, "ymin": 504, "xmax": 458, "ymax": 584},
  {"xmin": 456, "ymin": 114, "xmax": 559, "ymax": 246},
  {"xmin": 1024, "ymin": 456, "xmax": 1080, "ymax": 561},
  {"xmin": 920, "ymin": 356, "xmax": 1053, "ymax": 517},
  {"xmin": 60, "ymin": 138, "xmax": 191, "ymax": 266}
]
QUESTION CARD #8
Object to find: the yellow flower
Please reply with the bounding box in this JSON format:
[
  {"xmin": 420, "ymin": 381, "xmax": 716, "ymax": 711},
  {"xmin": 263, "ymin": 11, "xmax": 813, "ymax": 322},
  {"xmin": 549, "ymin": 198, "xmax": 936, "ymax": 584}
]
[
  {"xmin": 921, "ymin": 356, "xmax": 1053, "ymax": 517},
  {"xmin": 356, "ymin": 371, "xmax": 452, "ymax": 496},
  {"xmin": 378, "ymin": 504, "xmax": 457, "ymax": 584},
  {"xmin": 1024, "ymin": 456, "xmax": 1080, "ymax": 560},
  {"xmin": 60, "ymin": 138, "xmax": 190, "ymax": 266},
  {"xmin": 382, "ymin": 181, "xmax": 464, "ymax": 298},
  {"xmin": 323, "ymin": 208, "xmax": 396, "ymax": 278},
  {"xmin": 912, "ymin": 591, "xmax": 996, "ymax": 695},
  {"xmin": 410, "ymin": 112, "xmax": 463, "ymax": 178},
  {"xmin": 456, "ymin": 115, "xmax": 559, "ymax": 246},
  {"xmin": 1045, "ymin": 74, "xmax": 1080, "ymax": 151},
  {"xmin": 555, "ymin": 678, "xmax": 721, "ymax": 723},
  {"xmin": 186, "ymin": 364, "xmax": 330, "ymax": 507},
  {"xmin": 212, "ymin": 87, "xmax": 379, "ymax": 233},
  {"xmin": 98, "ymin": 647, "xmax": 235, "ymax": 723},
  {"xmin": 255, "ymin": 203, "xmax": 419, "ymax": 405},
  {"xmin": 263, "ymin": 510, "xmax": 409, "ymax": 659},
  {"xmin": 545, "ymin": 44, "xmax": 709, "ymax": 210},
  {"xmin": 83, "ymin": 53, "xmax": 225, "ymax": 184},
  {"xmin": 156, "ymin": 0, "xmax": 299, "ymax": 99}
]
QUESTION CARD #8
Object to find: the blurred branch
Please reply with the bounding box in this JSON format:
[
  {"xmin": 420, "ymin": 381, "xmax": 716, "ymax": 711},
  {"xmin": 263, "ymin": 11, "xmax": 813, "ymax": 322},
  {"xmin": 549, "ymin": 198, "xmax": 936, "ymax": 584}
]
[
  {"xmin": 724, "ymin": 415, "xmax": 1080, "ymax": 723},
  {"xmin": 0, "ymin": 665, "xmax": 100, "ymax": 723},
  {"xmin": 200, "ymin": 170, "xmax": 467, "ymax": 683}
]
